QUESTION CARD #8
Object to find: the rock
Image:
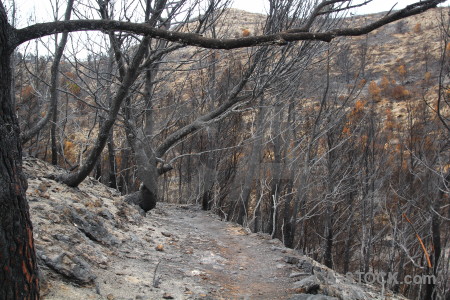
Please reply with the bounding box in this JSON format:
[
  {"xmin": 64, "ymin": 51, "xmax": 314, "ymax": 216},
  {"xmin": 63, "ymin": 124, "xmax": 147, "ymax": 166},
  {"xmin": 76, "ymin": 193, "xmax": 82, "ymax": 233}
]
[
  {"xmin": 290, "ymin": 272, "xmax": 310, "ymax": 278},
  {"xmin": 288, "ymin": 295, "xmax": 339, "ymax": 300},
  {"xmin": 38, "ymin": 182, "xmax": 49, "ymax": 193},
  {"xmin": 37, "ymin": 250, "xmax": 96, "ymax": 285},
  {"xmin": 293, "ymin": 275, "xmax": 321, "ymax": 294},
  {"xmin": 322, "ymin": 271, "xmax": 336, "ymax": 284},
  {"xmin": 271, "ymin": 246, "xmax": 285, "ymax": 251},
  {"xmin": 98, "ymin": 208, "xmax": 115, "ymax": 220},
  {"xmin": 52, "ymin": 234, "xmax": 71, "ymax": 243},
  {"xmin": 47, "ymin": 213, "xmax": 61, "ymax": 224},
  {"xmin": 124, "ymin": 185, "xmax": 156, "ymax": 212},
  {"xmin": 116, "ymin": 201, "xmax": 144, "ymax": 225},
  {"xmin": 325, "ymin": 285, "xmax": 367, "ymax": 300},
  {"xmin": 124, "ymin": 191, "xmax": 141, "ymax": 207},
  {"xmin": 284, "ymin": 256, "xmax": 300, "ymax": 265},
  {"xmin": 70, "ymin": 209, "xmax": 118, "ymax": 246},
  {"xmin": 268, "ymin": 238, "xmax": 283, "ymax": 246},
  {"xmin": 297, "ymin": 259, "xmax": 313, "ymax": 274},
  {"xmin": 162, "ymin": 293, "xmax": 174, "ymax": 299}
]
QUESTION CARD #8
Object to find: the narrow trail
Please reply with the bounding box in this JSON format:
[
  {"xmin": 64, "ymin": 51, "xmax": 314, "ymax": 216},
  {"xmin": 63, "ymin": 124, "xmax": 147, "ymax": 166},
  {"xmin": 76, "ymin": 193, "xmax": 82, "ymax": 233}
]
[
  {"xmin": 73, "ymin": 204, "xmax": 300, "ymax": 300},
  {"xmin": 163, "ymin": 205, "xmax": 294, "ymax": 299}
]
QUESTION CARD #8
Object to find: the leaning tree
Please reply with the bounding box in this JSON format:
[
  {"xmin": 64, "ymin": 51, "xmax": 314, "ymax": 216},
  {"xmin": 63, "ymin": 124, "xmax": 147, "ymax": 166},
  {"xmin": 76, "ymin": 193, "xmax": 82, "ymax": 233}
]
[{"xmin": 0, "ymin": 0, "xmax": 446, "ymax": 298}]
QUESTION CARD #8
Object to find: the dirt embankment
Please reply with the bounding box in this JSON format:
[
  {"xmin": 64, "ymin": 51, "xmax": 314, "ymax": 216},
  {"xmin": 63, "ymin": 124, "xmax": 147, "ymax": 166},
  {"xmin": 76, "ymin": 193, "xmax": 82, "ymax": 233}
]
[{"xmin": 24, "ymin": 157, "xmax": 406, "ymax": 300}]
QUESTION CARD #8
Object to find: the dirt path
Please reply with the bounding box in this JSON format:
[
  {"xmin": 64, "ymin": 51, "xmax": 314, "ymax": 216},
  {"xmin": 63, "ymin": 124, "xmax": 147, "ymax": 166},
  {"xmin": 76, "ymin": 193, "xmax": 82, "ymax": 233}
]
[
  {"xmin": 26, "ymin": 157, "xmax": 299, "ymax": 300},
  {"xmin": 47, "ymin": 204, "xmax": 300, "ymax": 300},
  {"xmin": 160, "ymin": 205, "xmax": 295, "ymax": 299}
]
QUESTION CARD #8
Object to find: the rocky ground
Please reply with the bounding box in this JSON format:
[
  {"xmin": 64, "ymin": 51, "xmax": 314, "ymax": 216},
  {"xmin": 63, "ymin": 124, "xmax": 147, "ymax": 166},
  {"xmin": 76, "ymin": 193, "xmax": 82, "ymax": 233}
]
[{"xmin": 24, "ymin": 157, "xmax": 407, "ymax": 300}]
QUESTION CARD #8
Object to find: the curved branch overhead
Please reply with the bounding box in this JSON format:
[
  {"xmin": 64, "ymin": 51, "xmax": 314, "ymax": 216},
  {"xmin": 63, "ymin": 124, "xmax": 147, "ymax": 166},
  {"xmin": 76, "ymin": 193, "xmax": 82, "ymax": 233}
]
[{"xmin": 13, "ymin": 0, "xmax": 446, "ymax": 50}]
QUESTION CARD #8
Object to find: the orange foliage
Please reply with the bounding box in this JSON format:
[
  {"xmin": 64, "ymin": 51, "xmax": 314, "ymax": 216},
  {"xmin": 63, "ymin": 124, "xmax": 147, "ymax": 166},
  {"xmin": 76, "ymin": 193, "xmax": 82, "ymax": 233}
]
[
  {"xmin": 354, "ymin": 99, "xmax": 365, "ymax": 111},
  {"xmin": 384, "ymin": 108, "xmax": 395, "ymax": 131},
  {"xmin": 115, "ymin": 155, "xmax": 122, "ymax": 169},
  {"xmin": 380, "ymin": 76, "xmax": 390, "ymax": 91},
  {"xmin": 368, "ymin": 81, "xmax": 381, "ymax": 100},
  {"xmin": 446, "ymin": 43, "xmax": 450, "ymax": 57},
  {"xmin": 21, "ymin": 85, "xmax": 35, "ymax": 100},
  {"xmin": 359, "ymin": 134, "xmax": 368, "ymax": 147},
  {"xmin": 433, "ymin": 99, "xmax": 439, "ymax": 112},
  {"xmin": 242, "ymin": 29, "xmax": 251, "ymax": 37},
  {"xmin": 445, "ymin": 88, "xmax": 450, "ymax": 100},
  {"xmin": 424, "ymin": 71, "xmax": 432, "ymax": 84},
  {"xmin": 423, "ymin": 136, "xmax": 435, "ymax": 151},
  {"xmin": 413, "ymin": 23, "xmax": 422, "ymax": 34},
  {"xmin": 64, "ymin": 71, "xmax": 77, "ymax": 79},
  {"xmin": 392, "ymin": 85, "xmax": 410, "ymax": 100},
  {"xmin": 338, "ymin": 95, "xmax": 347, "ymax": 101},
  {"xmin": 358, "ymin": 79, "xmax": 367, "ymax": 89},
  {"xmin": 397, "ymin": 65, "xmax": 407, "ymax": 78},
  {"xmin": 342, "ymin": 126, "xmax": 351, "ymax": 136},
  {"xmin": 64, "ymin": 140, "xmax": 77, "ymax": 163}
]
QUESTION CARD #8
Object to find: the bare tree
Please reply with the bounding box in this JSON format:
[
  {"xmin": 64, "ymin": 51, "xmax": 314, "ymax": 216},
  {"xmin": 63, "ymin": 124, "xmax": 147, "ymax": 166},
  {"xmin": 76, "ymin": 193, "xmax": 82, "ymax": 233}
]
[
  {"xmin": 19, "ymin": 0, "xmax": 74, "ymax": 148},
  {"xmin": 0, "ymin": 0, "xmax": 446, "ymax": 297}
]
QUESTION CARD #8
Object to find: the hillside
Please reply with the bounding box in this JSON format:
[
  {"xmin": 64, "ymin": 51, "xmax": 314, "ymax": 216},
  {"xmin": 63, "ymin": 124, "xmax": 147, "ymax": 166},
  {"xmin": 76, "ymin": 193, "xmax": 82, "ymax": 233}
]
[
  {"xmin": 25, "ymin": 156, "xmax": 407, "ymax": 300},
  {"xmin": 11, "ymin": 3, "xmax": 449, "ymax": 300}
]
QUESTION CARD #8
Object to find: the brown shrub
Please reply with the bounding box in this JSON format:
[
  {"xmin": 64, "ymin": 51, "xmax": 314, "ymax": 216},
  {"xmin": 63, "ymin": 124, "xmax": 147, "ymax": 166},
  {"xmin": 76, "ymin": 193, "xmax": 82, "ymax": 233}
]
[
  {"xmin": 368, "ymin": 81, "xmax": 381, "ymax": 100},
  {"xmin": 391, "ymin": 85, "xmax": 410, "ymax": 100},
  {"xmin": 242, "ymin": 29, "xmax": 251, "ymax": 37}
]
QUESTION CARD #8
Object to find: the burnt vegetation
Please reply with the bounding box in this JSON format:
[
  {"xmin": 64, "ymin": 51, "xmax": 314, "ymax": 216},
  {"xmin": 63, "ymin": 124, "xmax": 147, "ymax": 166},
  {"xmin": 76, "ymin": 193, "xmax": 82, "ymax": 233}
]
[{"xmin": 0, "ymin": 0, "xmax": 449, "ymax": 299}]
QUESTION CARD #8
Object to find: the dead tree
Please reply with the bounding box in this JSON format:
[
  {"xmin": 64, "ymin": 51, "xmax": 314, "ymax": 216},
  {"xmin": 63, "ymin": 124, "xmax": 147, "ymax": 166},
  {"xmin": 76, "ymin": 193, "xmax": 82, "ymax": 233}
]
[{"xmin": 0, "ymin": 0, "xmax": 446, "ymax": 297}]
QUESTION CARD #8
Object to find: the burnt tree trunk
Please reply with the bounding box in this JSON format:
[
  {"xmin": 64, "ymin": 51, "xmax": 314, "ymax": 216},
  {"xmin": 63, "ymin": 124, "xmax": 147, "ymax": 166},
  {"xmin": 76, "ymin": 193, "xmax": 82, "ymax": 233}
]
[
  {"xmin": 282, "ymin": 102, "xmax": 296, "ymax": 248},
  {"xmin": 235, "ymin": 97, "xmax": 265, "ymax": 225},
  {"xmin": 0, "ymin": 3, "xmax": 40, "ymax": 298},
  {"xmin": 107, "ymin": 133, "xmax": 117, "ymax": 189},
  {"xmin": 424, "ymin": 172, "xmax": 447, "ymax": 300}
]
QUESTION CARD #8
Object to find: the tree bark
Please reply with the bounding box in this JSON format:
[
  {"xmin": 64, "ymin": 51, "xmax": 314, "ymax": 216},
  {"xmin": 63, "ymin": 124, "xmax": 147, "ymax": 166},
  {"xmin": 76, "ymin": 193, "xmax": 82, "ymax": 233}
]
[
  {"xmin": 13, "ymin": 0, "xmax": 446, "ymax": 50},
  {"xmin": 424, "ymin": 172, "xmax": 447, "ymax": 300},
  {"xmin": 283, "ymin": 101, "xmax": 296, "ymax": 248},
  {"xmin": 107, "ymin": 133, "xmax": 117, "ymax": 189},
  {"xmin": 323, "ymin": 133, "xmax": 335, "ymax": 269},
  {"xmin": 236, "ymin": 97, "xmax": 266, "ymax": 225},
  {"xmin": 343, "ymin": 169, "xmax": 355, "ymax": 274},
  {"xmin": 0, "ymin": 3, "xmax": 39, "ymax": 298},
  {"xmin": 268, "ymin": 101, "xmax": 284, "ymax": 238}
]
